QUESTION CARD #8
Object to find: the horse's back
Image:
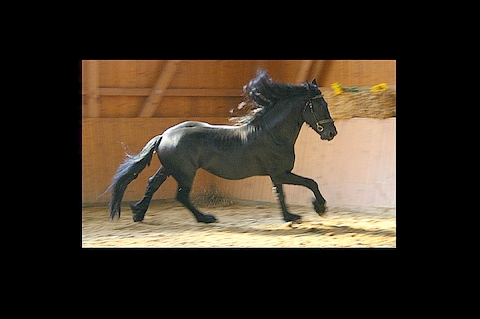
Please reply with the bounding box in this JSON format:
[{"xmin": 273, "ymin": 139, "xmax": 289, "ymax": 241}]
[
  {"xmin": 174, "ymin": 121, "xmax": 209, "ymax": 128},
  {"xmin": 158, "ymin": 120, "xmax": 238, "ymax": 159},
  {"xmin": 157, "ymin": 121, "xmax": 269, "ymax": 179}
]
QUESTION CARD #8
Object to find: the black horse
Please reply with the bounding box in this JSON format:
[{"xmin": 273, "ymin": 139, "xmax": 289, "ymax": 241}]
[{"xmin": 105, "ymin": 70, "xmax": 337, "ymax": 223}]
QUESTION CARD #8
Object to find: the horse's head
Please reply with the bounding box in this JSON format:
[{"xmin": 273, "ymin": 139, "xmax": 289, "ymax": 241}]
[{"xmin": 302, "ymin": 79, "xmax": 338, "ymax": 141}]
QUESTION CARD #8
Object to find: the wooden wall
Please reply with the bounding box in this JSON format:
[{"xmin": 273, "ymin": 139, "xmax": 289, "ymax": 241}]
[
  {"xmin": 81, "ymin": 60, "xmax": 396, "ymax": 207},
  {"xmin": 82, "ymin": 60, "xmax": 396, "ymax": 119}
]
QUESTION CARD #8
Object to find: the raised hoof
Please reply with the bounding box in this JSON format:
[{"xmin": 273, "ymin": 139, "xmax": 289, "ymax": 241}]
[
  {"xmin": 284, "ymin": 213, "xmax": 301, "ymax": 222},
  {"xmin": 130, "ymin": 204, "xmax": 145, "ymax": 222},
  {"xmin": 312, "ymin": 199, "xmax": 327, "ymax": 216},
  {"xmin": 198, "ymin": 214, "xmax": 217, "ymax": 223}
]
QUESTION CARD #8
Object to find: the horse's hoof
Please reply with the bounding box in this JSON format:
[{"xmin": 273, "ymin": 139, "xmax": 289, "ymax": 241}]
[
  {"xmin": 284, "ymin": 213, "xmax": 301, "ymax": 222},
  {"xmin": 313, "ymin": 199, "xmax": 327, "ymax": 216},
  {"xmin": 132, "ymin": 214, "xmax": 144, "ymax": 222},
  {"xmin": 198, "ymin": 214, "xmax": 217, "ymax": 223},
  {"xmin": 130, "ymin": 204, "xmax": 145, "ymax": 222}
]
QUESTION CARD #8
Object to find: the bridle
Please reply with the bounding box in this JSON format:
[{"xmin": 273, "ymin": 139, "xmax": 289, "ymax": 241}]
[{"xmin": 305, "ymin": 94, "xmax": 334, "ymax": 132}]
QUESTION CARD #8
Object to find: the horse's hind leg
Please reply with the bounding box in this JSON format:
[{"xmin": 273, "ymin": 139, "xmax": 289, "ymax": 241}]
[
  {"xmin": 174, "ymin": 172, "xmax": 217, "ymax": 223},
  {"xmin": 130, "ymin": 166, "xmax": 169, "ymax": 222}
]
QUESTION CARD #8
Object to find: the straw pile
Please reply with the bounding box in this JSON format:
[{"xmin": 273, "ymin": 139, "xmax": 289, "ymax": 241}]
[
  {"xmin": 191, "ymin": 185, "xmax": 234, "ymax": 207},
  {"xmin": 323, "ymin": 89, "xmax": 396, "ymax": 119}
]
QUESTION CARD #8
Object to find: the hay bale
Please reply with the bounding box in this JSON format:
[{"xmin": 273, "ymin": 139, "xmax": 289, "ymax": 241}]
[{"xmin": 324, "ymin": 89, "xmax": 396, "ymax": 119}]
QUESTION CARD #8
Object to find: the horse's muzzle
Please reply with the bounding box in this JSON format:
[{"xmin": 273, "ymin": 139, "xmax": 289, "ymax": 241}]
[{"xmin": 320, "ymin": 127, "xmax": 337, "ymax": 141}]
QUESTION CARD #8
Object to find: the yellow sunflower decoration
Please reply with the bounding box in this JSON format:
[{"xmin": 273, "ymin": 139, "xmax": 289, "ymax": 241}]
[
  {"xmin": 331, "ymin": 82, "xmax": 344, "ymax": 95},
  {"xmin": 370, "ymin": 83, "xmax": 389, "ymax": 92},
  {"xmin": 331, "ymin": 82, "xmax": 390, "ymax": 94}
]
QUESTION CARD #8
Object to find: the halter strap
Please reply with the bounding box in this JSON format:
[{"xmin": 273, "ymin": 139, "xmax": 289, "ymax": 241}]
[
  {"xmin": 316, "ymin": 118, "xmax": 334, "ymax": 125},
  {"xmin": 305, "ymin": 95, "xmax": 334, "ymax": 132}
]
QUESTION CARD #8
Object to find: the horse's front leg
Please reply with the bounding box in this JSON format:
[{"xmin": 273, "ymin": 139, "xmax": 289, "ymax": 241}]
[
  {"xmin": 272, "ymin": 183, "xmax": 301, "ymax": 222},
  {"xmin": 273, "ymin": 172, "xmax": 327, "ymax": 217}
]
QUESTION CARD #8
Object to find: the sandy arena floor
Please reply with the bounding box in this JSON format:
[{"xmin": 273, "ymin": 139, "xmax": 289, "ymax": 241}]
[{"xmin": 82, "ymin": 200, "xmax": 396, "ymax": 248}]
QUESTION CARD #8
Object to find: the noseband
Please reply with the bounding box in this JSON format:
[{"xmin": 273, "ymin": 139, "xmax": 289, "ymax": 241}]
[{"xmin": 305, "ymin": 94, "xmax": 334, "ymax": 132}]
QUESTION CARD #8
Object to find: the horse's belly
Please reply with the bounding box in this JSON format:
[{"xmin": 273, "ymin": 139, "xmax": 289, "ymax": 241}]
[{"xmin": 200, "ymin": 151, "xmax": 267, "ymax": 180}]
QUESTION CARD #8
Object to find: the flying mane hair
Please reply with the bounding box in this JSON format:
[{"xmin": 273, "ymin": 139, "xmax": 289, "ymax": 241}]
[{"xmin": 230, "ymin": 69, "xmax": 318, "ymax": 125}]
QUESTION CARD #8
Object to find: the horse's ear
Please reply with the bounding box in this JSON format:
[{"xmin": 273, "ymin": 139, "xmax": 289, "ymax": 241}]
[{"xmin": 312, "ymin": 78, "xmax": 318, "ymax": 86}]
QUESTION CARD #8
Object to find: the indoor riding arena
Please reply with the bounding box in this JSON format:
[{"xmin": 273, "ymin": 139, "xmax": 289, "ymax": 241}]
[{"xmin": 81, "ymin": 60, "xmax": 396, "ymax": 248}]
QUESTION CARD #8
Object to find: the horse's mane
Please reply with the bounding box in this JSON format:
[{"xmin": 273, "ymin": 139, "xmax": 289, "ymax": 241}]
[{"xmin": 230, "ymin": 70, "xmax": 317, "ymax": 125}]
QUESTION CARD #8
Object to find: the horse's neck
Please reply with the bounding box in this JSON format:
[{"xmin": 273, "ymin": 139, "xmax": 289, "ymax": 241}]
[{"xmin": 254, "ymin": 100, "xmax": 304, "ymax": 146}]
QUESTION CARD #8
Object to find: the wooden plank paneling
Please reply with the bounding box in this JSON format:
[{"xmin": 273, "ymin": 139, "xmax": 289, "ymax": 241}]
[
  {"xmin": 136, "ymin": 60, "xmax": 159, "ymax": 87},
  {"xmin": 312, "ymin": 60, "xmax": 396, "ymax": 86}
]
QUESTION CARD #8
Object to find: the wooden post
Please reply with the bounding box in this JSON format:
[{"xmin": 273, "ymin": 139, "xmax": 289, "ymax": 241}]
[
  {"xmin": 85, "ymin": 60, "xmax": 100, "ymax": 117},
  {"xmin": 310, "ymin": 60, "xmax": 327, "ymax": 83},
  {"xmin": 138, "ymin": 60, "xmax": 181, "ymax": 118},
  {"xmin": 296, "ymin": 60, "xmax": 313, "ymax": 83}
]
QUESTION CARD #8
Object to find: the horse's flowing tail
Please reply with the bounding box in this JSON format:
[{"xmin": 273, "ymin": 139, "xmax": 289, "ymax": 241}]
[{"xmin": 106, "ymin": 135, "xmax": 162, "ymax": 220}]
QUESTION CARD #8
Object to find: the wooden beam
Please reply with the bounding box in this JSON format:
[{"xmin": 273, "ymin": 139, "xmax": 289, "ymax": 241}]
[
  {"xmin": 311, "ymin": 60, "xmax": 329, "ymax": 85},
  {"xmin": 165, "ymin": 88, "xmax": 242, "ymax": 97},
  {"xmin": 295, "ymin": 60, "xmax": 314, "ymax": 84},
  {"xmin": 138, "ymin": 60, "xmax": 181, "ymax": 118},
  {"xmin": 310, "ymin": 60, "xmax": 325, "ymax": 82},
  {"xmin": 85, "ymin": 60, "xmax": 100, "ymax": 117},
  {"xmin": 98, "ymin": 87, "xmax": 150, "ymax": 96},
  {"xmin": 94, "ymin": 87, "xmax": 242, "ymax": 97}
]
